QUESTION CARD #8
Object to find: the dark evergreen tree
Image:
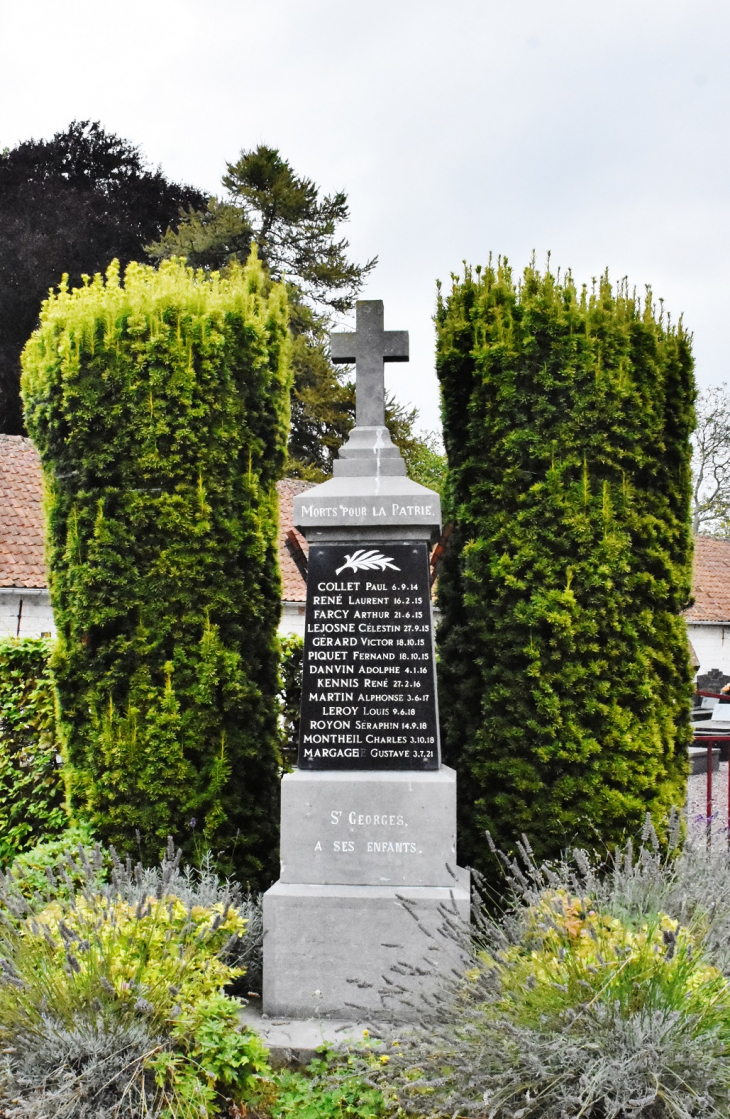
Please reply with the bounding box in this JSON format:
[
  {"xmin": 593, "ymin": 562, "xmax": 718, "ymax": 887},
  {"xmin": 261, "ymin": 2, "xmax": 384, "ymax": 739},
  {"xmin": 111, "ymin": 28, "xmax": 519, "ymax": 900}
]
[
  {"xmin": 149, "ymin": 143, "xmax": 373, "ymax": 311},
  {"xmin": 0, "ymin": 121, "xmax": 206, "ymax": 434},
  {"xmin": 436, "ymin": 259, "xmax": 695, "ymax": 870}
]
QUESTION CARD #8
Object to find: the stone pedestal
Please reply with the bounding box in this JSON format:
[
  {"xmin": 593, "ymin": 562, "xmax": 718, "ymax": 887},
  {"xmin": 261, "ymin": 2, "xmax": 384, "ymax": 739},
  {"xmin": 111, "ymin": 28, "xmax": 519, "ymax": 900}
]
[
  {"xmin": 264, "ymin": 877, "xmax": 469, "ymax": 1020},
  {"xmin": 263, "ymin": 767, "xmax": 469, "ymax": 1020}
]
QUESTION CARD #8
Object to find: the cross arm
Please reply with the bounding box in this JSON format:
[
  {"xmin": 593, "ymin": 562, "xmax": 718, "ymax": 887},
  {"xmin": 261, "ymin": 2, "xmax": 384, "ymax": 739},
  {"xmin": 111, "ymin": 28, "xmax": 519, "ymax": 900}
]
[
  {"xmin": 382, "ymin": 330, "xmax": 409, "ymax": 362},
  {"xmin": 330, "ymin": 333, "xmax": 357, "ymax": 364}
]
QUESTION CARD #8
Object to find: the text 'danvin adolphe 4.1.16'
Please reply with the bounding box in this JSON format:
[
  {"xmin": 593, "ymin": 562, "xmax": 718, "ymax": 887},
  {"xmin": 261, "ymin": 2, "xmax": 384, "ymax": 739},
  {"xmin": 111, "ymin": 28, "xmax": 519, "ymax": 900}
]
[{"xmin": 299, "ymin": 542, "xmax": 439, "ymax": 770}]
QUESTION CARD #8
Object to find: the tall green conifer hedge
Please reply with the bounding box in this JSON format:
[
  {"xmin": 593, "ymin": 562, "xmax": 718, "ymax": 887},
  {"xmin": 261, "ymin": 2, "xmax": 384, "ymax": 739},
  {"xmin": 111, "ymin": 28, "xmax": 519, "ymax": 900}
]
[
  {"xmin": 436, "ymin": 260, "xmax": 695, "ymax": 868},
  {"xmin": 21, "ymin": 255, "xmax": 290, "ymax": 884}
]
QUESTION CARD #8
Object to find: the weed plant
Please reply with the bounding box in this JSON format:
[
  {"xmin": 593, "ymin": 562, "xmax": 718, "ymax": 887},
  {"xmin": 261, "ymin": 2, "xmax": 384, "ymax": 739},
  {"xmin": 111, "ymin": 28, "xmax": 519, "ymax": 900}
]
[
  {"xmin": 5, "ymin": 826, "xmax": 102, "ymax": 901},
  {"xmin": 351, "ymin": 814, "xmax": 730, "ymax": 1118},
  {"xmin": 271, "ymin": 1052, "xmax": 388, "ymax": 1119}
]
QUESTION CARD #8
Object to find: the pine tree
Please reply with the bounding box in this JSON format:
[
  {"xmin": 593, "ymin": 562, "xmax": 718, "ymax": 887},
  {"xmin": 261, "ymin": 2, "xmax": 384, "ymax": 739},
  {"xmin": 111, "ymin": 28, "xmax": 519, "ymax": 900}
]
[
  {"xmin": 436, "ymin": 259, "xmax": 695, "ymax": 869},
  {"xmin": 148, "ymin": 145, "xmax": 371, "ymax": 480},
  {"xmin": 148, "ymin": 144, "xmax": 439, "ymax": 482}
]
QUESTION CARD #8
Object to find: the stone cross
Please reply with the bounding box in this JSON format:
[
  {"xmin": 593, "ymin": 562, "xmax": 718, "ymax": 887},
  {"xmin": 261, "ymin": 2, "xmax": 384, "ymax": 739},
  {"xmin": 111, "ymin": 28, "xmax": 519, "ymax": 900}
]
[{"xmin": 330, "ymin": 301, "xmax": 409, "ymax": 427}]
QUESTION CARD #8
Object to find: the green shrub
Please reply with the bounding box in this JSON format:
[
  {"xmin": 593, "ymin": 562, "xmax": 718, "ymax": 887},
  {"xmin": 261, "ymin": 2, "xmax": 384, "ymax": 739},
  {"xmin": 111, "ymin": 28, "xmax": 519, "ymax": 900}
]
[
  {"xmin": 360, "ymin": 818, "xmax": 730, "ymax": 1118},
  {"xmin": 21, "ymin": 253, "xmax": 291, "ymax": 885},
  {"xmin": 0, "ymin": 843, "xmax": 269, "ymax": 1118},
  {"xmin": 278, "ymin": 633, "xmax": 303, "ymax": 764},
  {"xmin": 436, "ymin": 260, "xmax": 695, "ymax": 867},
  {"xmin": 272, "ymin": 1052, "xmax": 388, "ymax": 1119},
  {"xmin": 0, "ymin": 632, "xmax": 312, "ymax": 879},
  {"xmin": 7, "ymin": 823, "xmax": 100, "ymax": 898},
  {"xmin": 0, "ymin": 636, "xmax": 66, "ymax": 862}
]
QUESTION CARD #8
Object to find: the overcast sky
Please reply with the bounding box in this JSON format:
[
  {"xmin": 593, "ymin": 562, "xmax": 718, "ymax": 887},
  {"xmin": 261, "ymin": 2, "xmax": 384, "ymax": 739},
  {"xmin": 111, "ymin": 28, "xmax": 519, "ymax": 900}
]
[{"xmin": 1, "ymin": 0, "xmax": 727, "ymax": 432}]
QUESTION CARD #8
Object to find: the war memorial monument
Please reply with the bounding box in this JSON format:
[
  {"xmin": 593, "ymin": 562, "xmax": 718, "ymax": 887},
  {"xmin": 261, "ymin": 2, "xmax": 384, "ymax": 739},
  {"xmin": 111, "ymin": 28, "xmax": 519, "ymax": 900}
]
[{"xmin": 263, "ymin": 301, "xmax": 470, "ymax": 1021}]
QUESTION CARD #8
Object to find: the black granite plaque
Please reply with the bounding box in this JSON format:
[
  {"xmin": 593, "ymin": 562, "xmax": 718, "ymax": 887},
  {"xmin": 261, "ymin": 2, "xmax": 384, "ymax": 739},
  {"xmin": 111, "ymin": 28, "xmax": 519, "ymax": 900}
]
[{"xmin": 298, "ymin": 542, "xmax": 439, "ymax": 770}]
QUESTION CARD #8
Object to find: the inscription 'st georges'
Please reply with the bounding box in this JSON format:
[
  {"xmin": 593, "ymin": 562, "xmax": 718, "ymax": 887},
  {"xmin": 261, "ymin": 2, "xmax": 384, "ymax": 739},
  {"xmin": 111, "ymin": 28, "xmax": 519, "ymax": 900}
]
[{"xmin": 330, "ymin": 301, "xmax": 409, "ymax": 428}]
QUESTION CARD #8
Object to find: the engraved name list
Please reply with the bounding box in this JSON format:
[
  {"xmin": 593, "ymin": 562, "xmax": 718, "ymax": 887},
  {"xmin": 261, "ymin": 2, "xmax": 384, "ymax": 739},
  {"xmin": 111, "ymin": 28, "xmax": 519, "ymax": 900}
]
[{"xmin": 299, "ymin": 542, "xmax": 439, "ymax": 770}]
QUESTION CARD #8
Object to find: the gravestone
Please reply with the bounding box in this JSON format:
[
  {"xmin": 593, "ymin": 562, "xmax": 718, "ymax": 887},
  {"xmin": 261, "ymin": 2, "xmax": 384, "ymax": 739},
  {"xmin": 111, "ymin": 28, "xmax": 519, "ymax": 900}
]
[{"xmin": 263, "ymin": 301, "xmax": 469, "ymax": 1021}]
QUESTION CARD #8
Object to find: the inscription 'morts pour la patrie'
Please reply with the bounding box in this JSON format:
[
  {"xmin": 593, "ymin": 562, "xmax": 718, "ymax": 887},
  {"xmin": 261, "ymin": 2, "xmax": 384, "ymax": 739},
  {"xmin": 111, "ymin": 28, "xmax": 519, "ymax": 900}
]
[{"xmin": 299, "ymin": 543, "xmax": 439, "ymax": 770}]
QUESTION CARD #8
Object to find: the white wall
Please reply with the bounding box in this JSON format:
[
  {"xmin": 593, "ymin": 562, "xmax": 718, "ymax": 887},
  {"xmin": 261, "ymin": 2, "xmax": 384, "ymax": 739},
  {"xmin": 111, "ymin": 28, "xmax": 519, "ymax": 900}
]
[
  {"xmin": 687, "ymin": 622, "xmax": 730, "ymax": 679},
  {"xmin": 279, "ymin": 602, "xmax": 306, "ymax": 638},
  {"xmin": 0, "ymin": 590, "xmax": 56, "ymax": 639}
]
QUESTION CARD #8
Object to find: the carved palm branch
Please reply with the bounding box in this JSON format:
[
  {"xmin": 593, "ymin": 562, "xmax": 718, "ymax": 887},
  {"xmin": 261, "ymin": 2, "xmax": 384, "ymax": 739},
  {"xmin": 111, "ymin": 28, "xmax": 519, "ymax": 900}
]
[{"xmin": 335, "ymin": 549, "xmax": 400, "ymax": 575}]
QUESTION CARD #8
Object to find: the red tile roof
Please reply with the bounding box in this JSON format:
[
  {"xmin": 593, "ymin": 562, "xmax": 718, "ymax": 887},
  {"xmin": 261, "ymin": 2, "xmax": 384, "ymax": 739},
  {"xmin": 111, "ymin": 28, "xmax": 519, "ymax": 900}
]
[
  {"xmin": 0, "ymin": 435, "xmax": 47, "ymax": 588},
  {"xmin": 277, "ymin": 478, "xmax": 311, "ymax": 603},
  {"xmin": 0, "ymin": 436, "xmax": 312, "ymax": 600},
  {"xmin": 685, "ymin": 536, "xmax": 730, "ymax": 623}
]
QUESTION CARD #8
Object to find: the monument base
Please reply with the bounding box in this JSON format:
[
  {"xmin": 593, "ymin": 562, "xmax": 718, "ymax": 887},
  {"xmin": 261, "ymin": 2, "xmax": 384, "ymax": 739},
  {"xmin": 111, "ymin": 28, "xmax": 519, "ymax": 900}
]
[{"xmin": 263, "ymin": 876, "xmax": 470, "ymax": 1020}]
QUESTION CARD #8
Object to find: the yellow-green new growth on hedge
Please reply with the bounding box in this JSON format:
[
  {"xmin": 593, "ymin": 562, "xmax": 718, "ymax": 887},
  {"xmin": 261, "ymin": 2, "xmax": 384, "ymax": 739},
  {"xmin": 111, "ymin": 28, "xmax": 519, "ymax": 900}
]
[{"xmin": 21, "ymin": 254, "xmax": 291, "ymax": 885}]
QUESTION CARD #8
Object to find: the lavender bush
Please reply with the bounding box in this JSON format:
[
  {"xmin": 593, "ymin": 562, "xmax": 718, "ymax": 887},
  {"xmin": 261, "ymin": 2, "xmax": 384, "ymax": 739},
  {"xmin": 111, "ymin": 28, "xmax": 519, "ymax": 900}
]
[{"xmin": 352, "ymin": 814, "xmax": 730, "ymax": 1118}]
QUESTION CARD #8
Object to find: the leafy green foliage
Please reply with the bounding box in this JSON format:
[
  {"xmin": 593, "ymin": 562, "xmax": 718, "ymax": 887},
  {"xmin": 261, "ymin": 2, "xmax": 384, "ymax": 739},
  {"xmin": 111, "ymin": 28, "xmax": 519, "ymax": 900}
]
[
  {"xmin": 286, "ymin": 302, "xmax": 355, "ymax": 480},
  {"xmin": 148, "ymin": 144, "xmax": 376, "ymax": 483},
  {"xmin": 0, "ymin": 637, "xmax": 67, "ymax": 862},
  {"xmin": 0, "ymin": 120, "xmax": 206, "ymax": 435},
  {"xmin": 151, "ymin": 995, "xmax": 270, "ymax": 1118},
  {"xmin": 356, "ymin": 820, "xmax": 730, "ymax": 1118},
  {"xmin": 384, "ymin": 400, "xmax": 447, "ymax": 496},
  {"xmin": 21, "ymin": 253, "xmax": 291, "ymax": 884},
  {"xmin": 436, "ymin": 260, "xmax": 695, "ymax": 868},
  {"xmin": 278, "ymin": 633, "xmax": 303, "ymax": 764},
  {"xmin": 0, "ymin": 843, "xmax": 270, "ymax": 1118},
  {"xmin": 405, "ymin": 437, "xmax": 447, "ymax": 496},
  {"xmin": 272, "ymin": 1053, "xmax": 388, "ymax": 1119},
  {"xmin": 7, "ymin": 824, "xmax": 100, "ymax": 899}
]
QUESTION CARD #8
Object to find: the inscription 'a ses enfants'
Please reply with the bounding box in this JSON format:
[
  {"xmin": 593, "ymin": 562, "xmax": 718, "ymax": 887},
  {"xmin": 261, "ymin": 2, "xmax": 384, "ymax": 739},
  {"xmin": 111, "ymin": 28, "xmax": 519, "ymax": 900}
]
[{"xmin": 319, "ymin": 810, "xmax": 417, "ymax": 856}]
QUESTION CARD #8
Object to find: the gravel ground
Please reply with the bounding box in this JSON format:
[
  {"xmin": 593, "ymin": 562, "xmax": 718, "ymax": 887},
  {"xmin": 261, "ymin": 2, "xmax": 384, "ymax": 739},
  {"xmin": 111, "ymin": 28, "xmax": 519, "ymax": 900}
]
[{"xmin": 687, "ymin": 760, "xmax": 730, "ymax": 845}]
